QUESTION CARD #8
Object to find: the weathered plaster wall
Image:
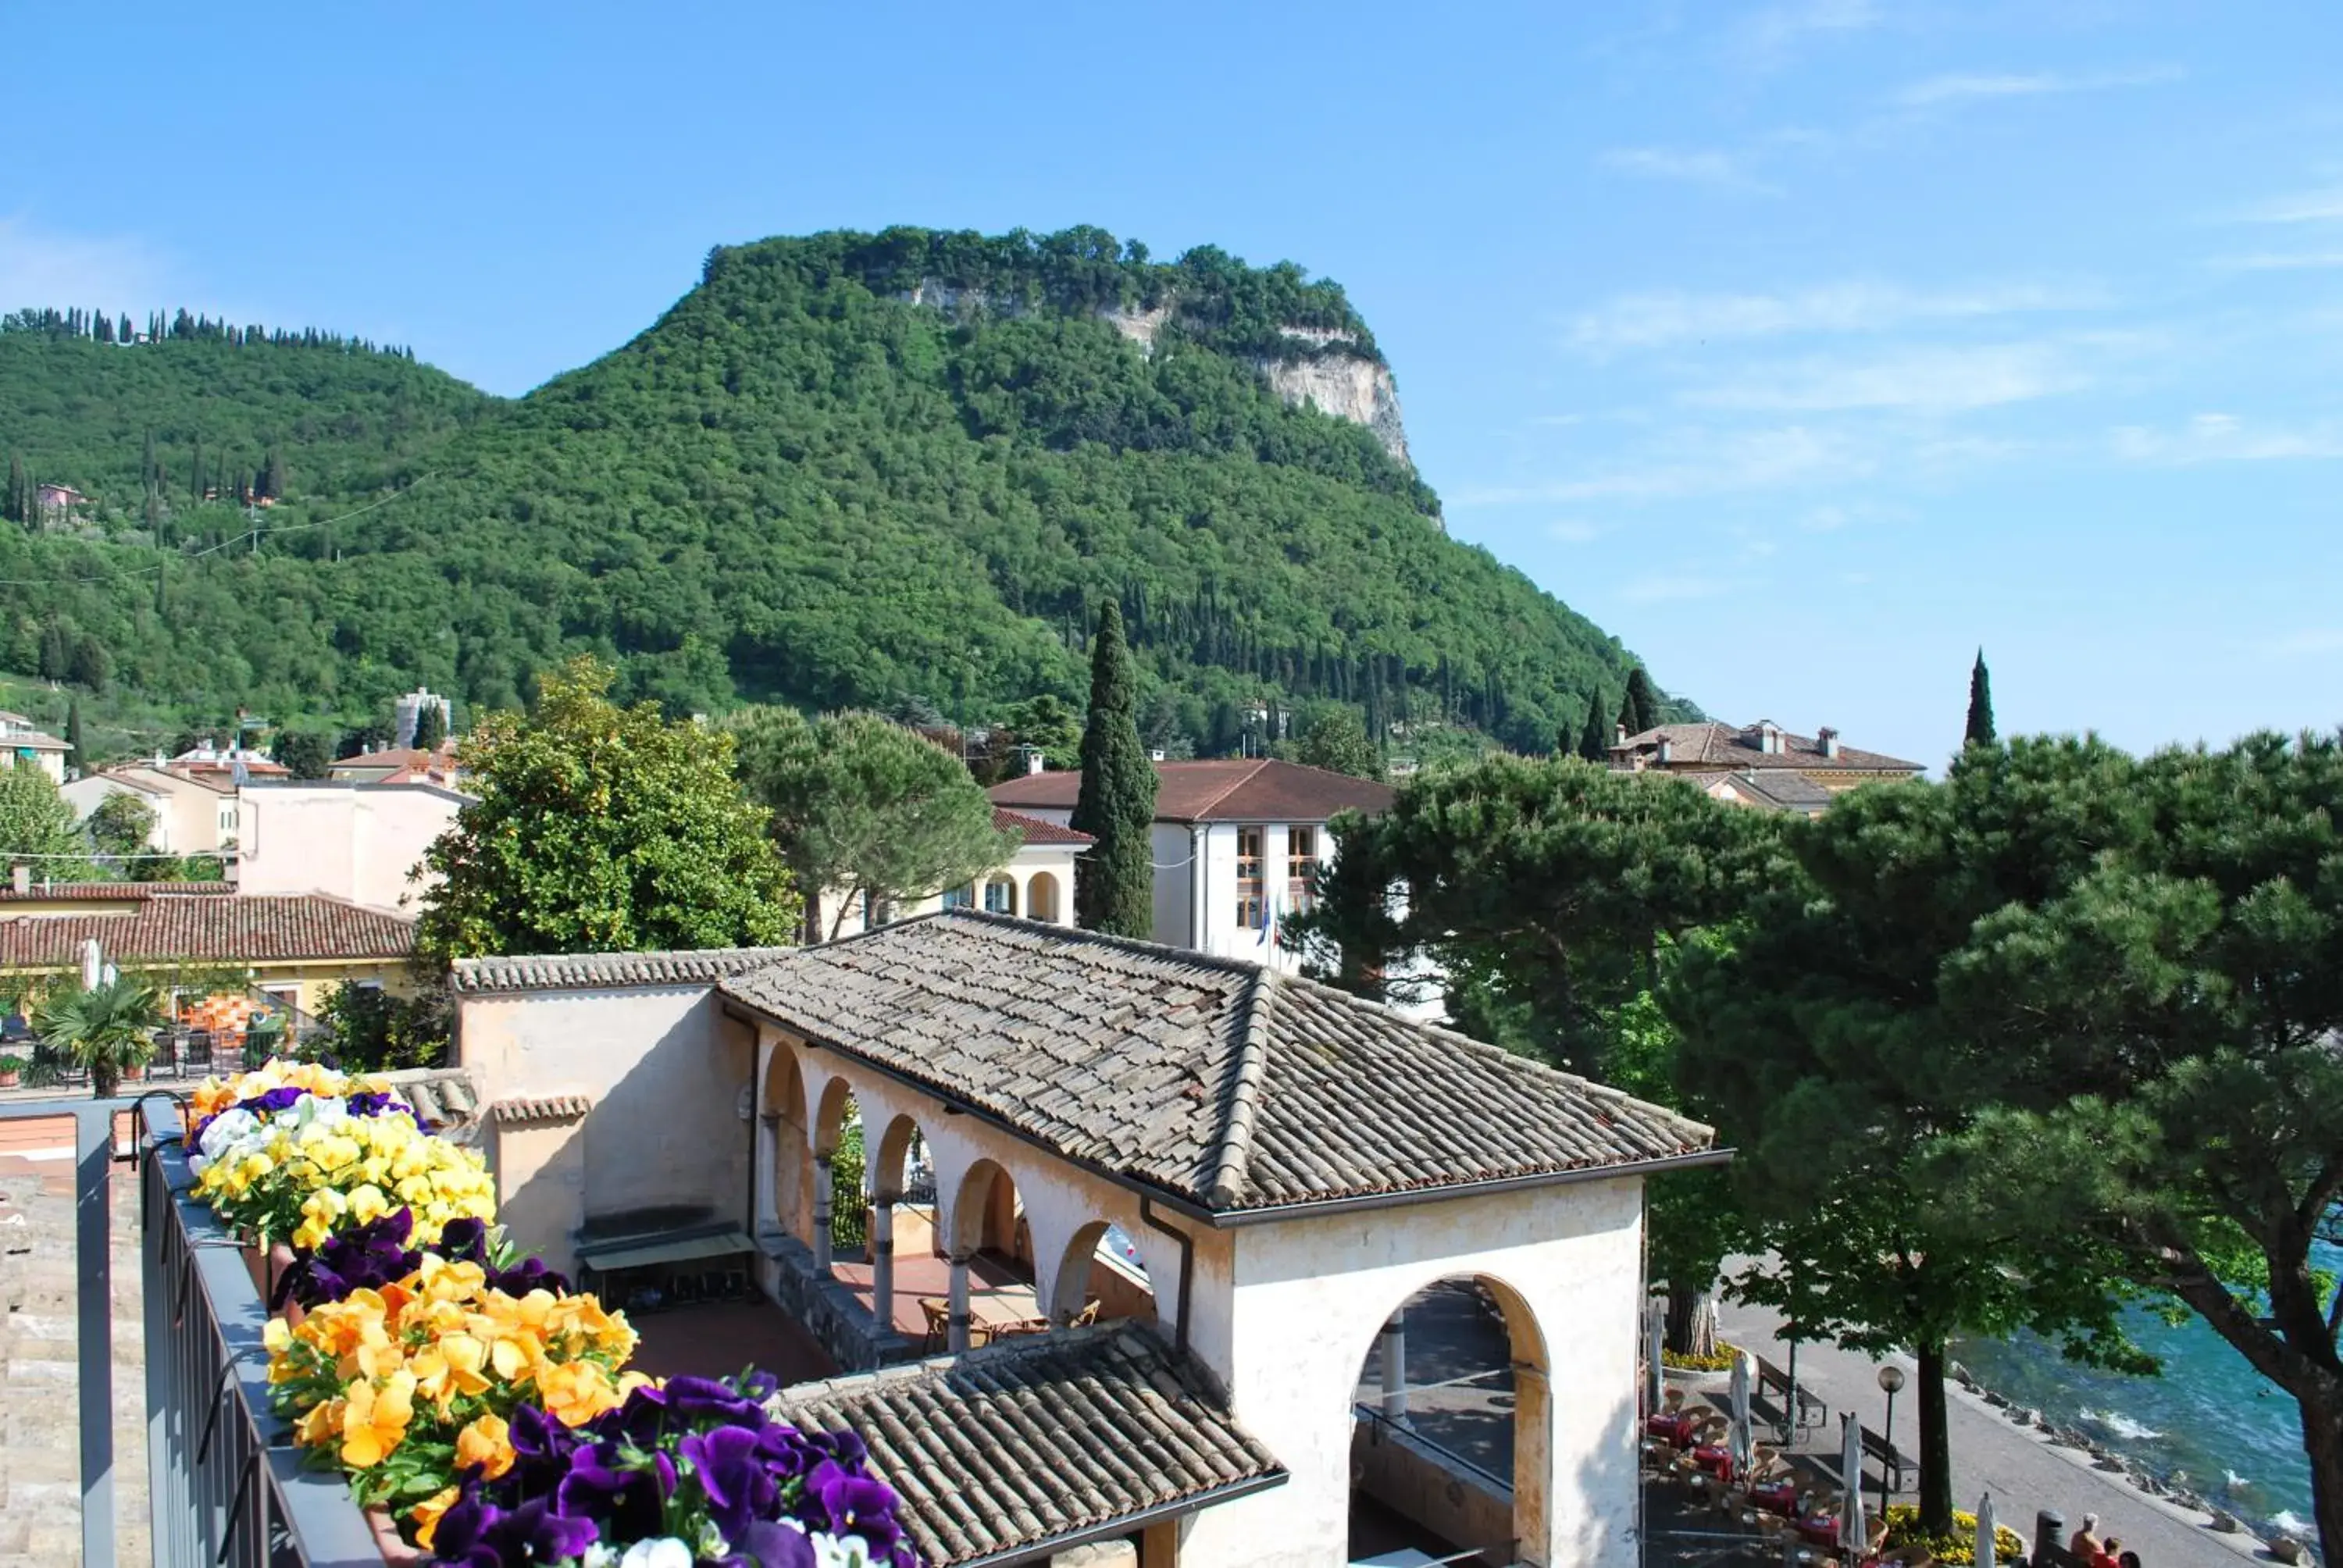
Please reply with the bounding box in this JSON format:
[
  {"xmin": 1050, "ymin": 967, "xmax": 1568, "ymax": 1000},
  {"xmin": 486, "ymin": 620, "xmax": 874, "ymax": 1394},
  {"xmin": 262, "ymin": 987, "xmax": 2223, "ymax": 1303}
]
[
  {"xmin": 456, "ymin": 986, "xmax": 756, "ymax": 1272},
  {"xmin": 1182, "ymin": 1177, "xmax": 1646, "ymax": 1568}
]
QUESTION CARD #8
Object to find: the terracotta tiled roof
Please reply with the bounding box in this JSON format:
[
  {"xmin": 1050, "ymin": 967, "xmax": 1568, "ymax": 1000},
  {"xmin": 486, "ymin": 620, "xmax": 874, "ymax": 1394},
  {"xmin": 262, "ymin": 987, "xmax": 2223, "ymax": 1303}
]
[
  {"xmin": 0, "ymin": 882, "xmax": 234, "ymax": 902},
  {"xmin": 769, "ymin": 1324, "xmax": 1285, "ymax": 1568},
  {"xmin": 0, "ymin": 893, "xmax": 414, "ymax": 968},
  {"xmin": 1675, "ymin": 769, "xmax": 1836, "ymax": 813},
  {"xmin": 989, "ymin": 758, "xmax": 1393, "ymax": 824},
  {"xmin": 1, "ymin": 731, "xmax": 70, "ymax": 751},
  {"xmin": 449, "ymin": 946, "xmax": 797, "ymax": 996},
  {"xmin": 487, "ymin": 1094, "xmax": 591, "ymax": 1124},
  {"xmin": 722, "ymin": 913, "xmax": 1714, "ymax": 1214},
  {"xmin": 991, "ymin": 807, "xmax": 1092, "ymax": 847},
  {"xmin": 1610, "ymin": 722, "xmax": 1922, "ymax": 775},
  {"xmin": 383, "ymin": 1067, "xmax": 481, "ymax": 1131}
]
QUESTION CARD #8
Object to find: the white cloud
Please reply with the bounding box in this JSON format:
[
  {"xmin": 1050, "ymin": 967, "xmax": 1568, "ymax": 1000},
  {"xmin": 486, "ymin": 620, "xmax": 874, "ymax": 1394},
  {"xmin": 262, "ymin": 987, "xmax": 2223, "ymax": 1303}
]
[
  {"xmin": 1738, "ymin": 0, "xmax": 1879, "ymax": 68},
  {"xmin": 1621, "ymin": 575, "xmax": 1733, "ymax": 604},
  {"xmin": 2209, "ymin": 251, "xmax": 2343, "ymax": 272},
  {"xmin": 1599, "ymin": 146, "xmax": 1773, "ymax": 192},
  {"xmin": 2112, "ymin": 412, "xmax": 2343, "ymax": 465},
  {"xmin": 0, "ymin": 218, "xmax": 167, "ymax": 313},
  {"xmin": 1686, "ymin": 342, "xmax": 2088, "ymax": 412},
  {"xmin": 1460, "ymin": 425, "xmax": 1866, "ymax": 505},
  {"xmin": 1569, "ymin": 279, "xmax": 2097, "ymax": 351},
  {"xmin": 1547, "ymin": 519, "xmax": 1603, "ymax": 543},
  {"xmin": 2263, "ymin": 628, "xmax": 2343, "ymax": 657},
  {"xmin": 2245, "ymin": 186, "xmax": 2343, "ymax": 224},
  {"xmin": 1892, "ymin": 66, "xmax": 2181, "ymax": 109}
]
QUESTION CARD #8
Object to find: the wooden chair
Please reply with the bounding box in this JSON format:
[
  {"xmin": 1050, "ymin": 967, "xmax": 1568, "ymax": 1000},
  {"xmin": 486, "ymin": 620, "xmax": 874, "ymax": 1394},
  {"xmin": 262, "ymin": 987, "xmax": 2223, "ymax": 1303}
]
[{"xmin": 918, "ymin": 1298, "xmax": 950, "ymax": 1354}]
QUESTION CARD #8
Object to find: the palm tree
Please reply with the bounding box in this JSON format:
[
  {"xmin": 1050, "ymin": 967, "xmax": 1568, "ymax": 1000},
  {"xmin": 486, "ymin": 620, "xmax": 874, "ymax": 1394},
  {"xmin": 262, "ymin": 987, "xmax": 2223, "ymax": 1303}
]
[{"xmin": 35, "ymin": 976, "xmax": 163, "ymax": 1099}]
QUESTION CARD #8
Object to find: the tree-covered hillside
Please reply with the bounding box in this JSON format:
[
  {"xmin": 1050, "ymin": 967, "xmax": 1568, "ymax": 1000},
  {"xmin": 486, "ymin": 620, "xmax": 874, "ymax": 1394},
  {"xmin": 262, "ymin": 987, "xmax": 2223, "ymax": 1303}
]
[{"xmin": 0, "ymin": 227, "xmax": 1678, "ymax": 754}]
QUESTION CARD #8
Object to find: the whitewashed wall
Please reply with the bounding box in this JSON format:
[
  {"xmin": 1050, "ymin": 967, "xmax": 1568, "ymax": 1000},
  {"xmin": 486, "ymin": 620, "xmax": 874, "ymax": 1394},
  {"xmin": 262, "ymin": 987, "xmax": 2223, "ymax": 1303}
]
[{"xmin": 1182, "ymin": 1176, "xmax": 1648, "ymax": 1568}]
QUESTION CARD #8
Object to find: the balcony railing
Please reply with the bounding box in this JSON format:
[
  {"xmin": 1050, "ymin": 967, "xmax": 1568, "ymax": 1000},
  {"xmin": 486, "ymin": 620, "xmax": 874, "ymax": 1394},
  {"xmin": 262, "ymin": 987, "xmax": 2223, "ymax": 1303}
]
[
  {"xmin": 142, "ymin": 1096, "xmax": 383, "ymax": 1567},
  {"xmin": 0, "ymin": 1093, "xmax": 382, "ymax": 1568}
]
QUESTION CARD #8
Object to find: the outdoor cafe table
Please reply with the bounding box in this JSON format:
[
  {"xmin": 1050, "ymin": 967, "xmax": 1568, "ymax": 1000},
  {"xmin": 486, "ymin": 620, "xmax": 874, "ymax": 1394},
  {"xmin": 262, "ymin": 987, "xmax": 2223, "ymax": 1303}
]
[{"xmin": 969, "ymin": 1279, "xmax": 1045, "ymax": 1335}]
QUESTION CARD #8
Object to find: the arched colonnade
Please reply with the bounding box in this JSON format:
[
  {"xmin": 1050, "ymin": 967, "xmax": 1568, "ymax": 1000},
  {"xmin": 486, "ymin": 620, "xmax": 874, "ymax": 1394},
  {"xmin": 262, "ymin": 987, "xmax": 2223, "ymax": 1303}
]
[{"xmin": 752, "ymin": 1025, "xmax": 1164, "ymax": 1352}]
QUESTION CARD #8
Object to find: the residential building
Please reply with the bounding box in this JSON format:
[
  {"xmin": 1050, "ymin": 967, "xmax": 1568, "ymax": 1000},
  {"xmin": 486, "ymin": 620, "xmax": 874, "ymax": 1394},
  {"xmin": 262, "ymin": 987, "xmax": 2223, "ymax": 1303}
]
[
  {"xmin": 392, "ymin": 686, "xmax": 452, "ymax": 749},
  {"xmin": 448, "ymin": 912, "xmax": 1717, "ymax": 1567},
  {"xmin": 326, "ymin": 743, "xmax": 462, "ymax": 787},
  {"xmin": 0, "ymin": 880, "xmax": 417, "ymax": 1014},
  {"xmin": 987, "ymin": 758, "xmax": 1394, "ymax": 973},
  {"xmin": 1677, "ymin": 767, "xmax": 1836, "ymax": 818},
  {"xmin": 62, "ymin": 762, "xmax": 243, "ymax": 857},
  {"xmin": 234, "ymin": 779, "xmax": 466, "ymax": 914},
  {"xmin": 34, "ymin": 483, "xmax": 87, "ymax": 518},
  {"xmin": 810, "ymin": 806, "xmax": 1089, "ymax": 940},
  {"xmin": 0, "ymin": 710, "xmax": 71, "ymax": 784},
  {"xmin": 1609, "ymin": 719, "xmax": 1924, "ymax": 792}
]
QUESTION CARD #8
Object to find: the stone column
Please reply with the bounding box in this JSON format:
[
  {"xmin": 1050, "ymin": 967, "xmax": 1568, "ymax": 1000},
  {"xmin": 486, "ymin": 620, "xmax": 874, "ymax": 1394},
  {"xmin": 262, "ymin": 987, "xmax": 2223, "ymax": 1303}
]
[
  {"xmin": 870, "ymin": 1192, "xmax": 897, "ymax": 1336},
  {"xmin": 1512, "ymin": 1361, "xmax": 1554, "ymax": 1567},
  {"xmin": 811, "ymin": 1154, "xmax": 834, "ymax": 1277},
  {"xmin": 1379, "ymin": 1308, "xmax": 1410, "ymax": 1427},
  {"xmin": 947, "ymin": 1250, "xmax": 973, "ymax": 1353},
  {"xmin": 753, "ymin": 1113, "xmax": 779, "ymax": 1236}
]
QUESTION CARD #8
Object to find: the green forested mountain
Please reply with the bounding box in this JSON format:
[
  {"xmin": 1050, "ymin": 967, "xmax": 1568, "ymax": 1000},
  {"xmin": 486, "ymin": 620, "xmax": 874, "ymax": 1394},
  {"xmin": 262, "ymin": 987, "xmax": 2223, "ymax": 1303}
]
[{"xmin": 0, "ymin": 228, "xmax": 1678, "ymax": 756}]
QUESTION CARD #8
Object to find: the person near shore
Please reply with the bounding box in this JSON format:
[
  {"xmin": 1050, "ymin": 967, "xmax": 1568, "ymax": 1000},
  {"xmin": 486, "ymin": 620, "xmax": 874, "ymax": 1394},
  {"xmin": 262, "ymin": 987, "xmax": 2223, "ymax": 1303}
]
[
  {"xmin": 2070, "ymin": 1514, "xmax": 2104, "ymax": 1558},
  {"xmin": 2090, "ymin": 1538, "xmax": 2124, "ymax": 1568},
  {"xmin": 2117, "ymin": 1552, "xmax": 2142, "ymax": 1568}
]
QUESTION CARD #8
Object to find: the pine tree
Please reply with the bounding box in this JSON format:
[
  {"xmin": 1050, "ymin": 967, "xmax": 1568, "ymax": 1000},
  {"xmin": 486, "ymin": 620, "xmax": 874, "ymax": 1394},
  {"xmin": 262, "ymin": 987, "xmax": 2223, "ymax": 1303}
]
[
  {"xmin": 1964, "ymin": 649, "xmax": 1996, "ymax": 748},
  {"xmin": 1070, "ymin": 599, "xmax": 1157, "ymax": 936},
  {"xmin": 63, "ymin": 699, "xmax": 87, "ymax": 778},
  {"xmin": 1577, "ymin": 693, "xmax": 1610, "ymax": 762},
  {"xmin": 1624, "ymin": 666, "xmax": 1660, "ymax": 736}
]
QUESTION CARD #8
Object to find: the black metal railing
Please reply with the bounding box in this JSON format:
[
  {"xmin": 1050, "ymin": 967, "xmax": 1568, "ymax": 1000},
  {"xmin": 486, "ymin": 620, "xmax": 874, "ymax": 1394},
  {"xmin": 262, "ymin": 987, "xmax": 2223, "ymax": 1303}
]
[{"xmin": 140, "ymin": 1097, "xmax": 382, "ymax": 1568}]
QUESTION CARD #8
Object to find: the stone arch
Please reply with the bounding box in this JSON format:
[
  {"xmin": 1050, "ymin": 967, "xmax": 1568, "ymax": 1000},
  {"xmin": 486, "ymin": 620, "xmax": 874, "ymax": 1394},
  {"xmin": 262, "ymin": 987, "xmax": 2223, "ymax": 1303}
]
[
  {"xmin": 1025, "ymin": 869, "xmax": 1062, "ymax": 924},
  {"xmin": 945, "ymin": 1156, "xmax": 1024, "ymax": 1263},
  {"xmin": 982, "ymin": 873, "xmax": 1018, "ymax": 917},
  {"xmin": 872, "ymin": 1111, "xmax": 929, "ymax": 1203},
  {"xmin": 762, "ymin": 1043, "xmax": 813, "ymax": 1242},
  {"xmin": 1350, "ymin": 1270, "xmax": 1555, "ymax": 1566},
  {"xmin": 1044, "ymin": 1217, "xmax": 1155, "ymax": 1325},
  {"xmin": 811, "ymin": 1074, "xmax": 855, "ymax": 1157}
]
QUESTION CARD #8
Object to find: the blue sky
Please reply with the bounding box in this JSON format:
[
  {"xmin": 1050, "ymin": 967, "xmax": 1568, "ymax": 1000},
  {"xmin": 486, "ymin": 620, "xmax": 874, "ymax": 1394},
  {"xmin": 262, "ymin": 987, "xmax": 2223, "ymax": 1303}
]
[{"xmin": 8, "ymin": 1, "xmax": 2338, "ymax": 768}]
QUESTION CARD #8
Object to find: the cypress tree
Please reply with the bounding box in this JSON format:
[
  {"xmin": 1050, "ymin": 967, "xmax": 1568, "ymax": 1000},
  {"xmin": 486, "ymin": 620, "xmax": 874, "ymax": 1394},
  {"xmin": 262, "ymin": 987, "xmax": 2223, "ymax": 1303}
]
[
  {"xmin": 64, "ymin": 698, "xmax": 87, "ymax": 778},
  {"xmin": 1577, "ymin": 693, "xmax": 1610, "ymax": 762},
  {"xmin": 1070, "ymin": 599, "xmax": 1158, "ymax": 937},
  {"xmin": 1624, "ymin": 666, "xmax": 1660, "ymax": 736},
  {"xmin": 5, "ymin": 454, "xmax": 23, "ymax": 525},
  {"xmin": 1617, "ymin": 689, "xmax": 1637, "ymax": 742},
  {"xmin": 1964, "ymin": 649, "xmax": 1996, "ymax": 748}
]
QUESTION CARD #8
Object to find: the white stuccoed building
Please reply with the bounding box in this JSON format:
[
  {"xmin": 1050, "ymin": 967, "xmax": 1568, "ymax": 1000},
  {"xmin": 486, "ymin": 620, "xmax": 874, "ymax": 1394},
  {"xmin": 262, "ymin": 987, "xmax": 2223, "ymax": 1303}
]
[{"xmin": 448, "ymin": 914, "xmax": 1717, "ymax": 1568}]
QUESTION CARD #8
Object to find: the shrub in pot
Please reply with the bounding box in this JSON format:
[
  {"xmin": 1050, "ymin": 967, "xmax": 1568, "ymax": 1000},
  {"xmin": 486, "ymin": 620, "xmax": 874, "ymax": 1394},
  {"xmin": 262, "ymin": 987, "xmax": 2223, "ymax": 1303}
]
[
  {"xmin": 0, "ymin": 1054, "xmax": 23, "ymax": 1089},
  {"xmin": 35, "ymin": 976, "xmax": 162, "ymax": 1098}
]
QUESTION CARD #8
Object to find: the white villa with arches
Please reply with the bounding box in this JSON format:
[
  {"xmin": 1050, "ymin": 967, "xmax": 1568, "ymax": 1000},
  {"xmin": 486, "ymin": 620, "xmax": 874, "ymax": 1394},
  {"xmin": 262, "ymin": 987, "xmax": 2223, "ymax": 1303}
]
[
  {"xmin": 805, "ymin": 805, "xmax": 1090, "ymax": 937},
  {"xmin": 448, "ymin": 913, "xmax": 1717, "ymax": 1567}
]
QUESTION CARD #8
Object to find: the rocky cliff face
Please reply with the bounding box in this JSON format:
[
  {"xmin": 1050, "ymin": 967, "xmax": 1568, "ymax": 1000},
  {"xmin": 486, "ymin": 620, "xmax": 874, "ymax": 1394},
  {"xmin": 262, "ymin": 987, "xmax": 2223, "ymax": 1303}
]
[{"xmin": 904, "ymin": 283, "xmax": 1420, "ymax": 483}]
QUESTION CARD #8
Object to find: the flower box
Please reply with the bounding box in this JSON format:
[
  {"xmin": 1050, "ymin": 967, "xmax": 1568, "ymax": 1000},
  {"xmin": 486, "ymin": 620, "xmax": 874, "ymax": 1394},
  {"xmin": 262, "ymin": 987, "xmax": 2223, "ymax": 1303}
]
[{"xmin": 363, "ymin": 1506, "xmax": 428, "ymax": 1567}]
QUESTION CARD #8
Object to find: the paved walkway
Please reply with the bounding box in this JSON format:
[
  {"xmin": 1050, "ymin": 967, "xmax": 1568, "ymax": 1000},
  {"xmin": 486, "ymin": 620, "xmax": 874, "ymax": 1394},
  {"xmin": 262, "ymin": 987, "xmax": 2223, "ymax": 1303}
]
[
  {"xmin": 1714, "ymin": 1289, "xmax": 2267, "ymax": 1566},
  {"xmin": 0, "ymin": 1124, "xmax": 149, "ymax": 1568}
]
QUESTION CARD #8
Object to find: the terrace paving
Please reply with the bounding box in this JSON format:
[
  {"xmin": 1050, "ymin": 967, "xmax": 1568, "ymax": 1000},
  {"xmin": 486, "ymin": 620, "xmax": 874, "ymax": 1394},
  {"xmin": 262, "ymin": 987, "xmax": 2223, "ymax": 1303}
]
[{"xmin": 0, "ymin": 1119, "xmax": 148, "ymax": 1568}]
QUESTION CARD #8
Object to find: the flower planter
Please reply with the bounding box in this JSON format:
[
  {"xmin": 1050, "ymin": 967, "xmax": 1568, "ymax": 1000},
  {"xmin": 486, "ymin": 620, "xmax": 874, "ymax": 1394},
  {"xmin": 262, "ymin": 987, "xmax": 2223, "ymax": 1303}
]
[
  {"xmin": 239, "ymin": 1241, "xmax": 296, "ymax": 1306},
  {"xmin": 364, "ymin": 1506, "xmax": 429, "ymax": 1567},
  {"xmin": 0, "ymin": 1071, "xmax": 20, "ymax": 1089}
]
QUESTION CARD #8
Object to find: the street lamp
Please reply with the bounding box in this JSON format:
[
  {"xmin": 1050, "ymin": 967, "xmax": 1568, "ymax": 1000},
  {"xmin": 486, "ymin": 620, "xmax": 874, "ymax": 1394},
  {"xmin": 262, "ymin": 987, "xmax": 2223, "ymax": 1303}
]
[{"xmin": 1877, "ymin": 1363, "xmax": 1906, "ymax": 1517}]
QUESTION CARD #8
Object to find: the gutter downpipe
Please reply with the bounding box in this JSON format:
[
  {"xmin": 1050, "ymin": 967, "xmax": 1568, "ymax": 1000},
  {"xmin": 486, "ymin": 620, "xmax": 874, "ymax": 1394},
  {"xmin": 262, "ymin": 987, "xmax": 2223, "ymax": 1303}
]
[{"xmin": 1139, "ymin": 1195, "xmax": 1196, "ymax": 1357}]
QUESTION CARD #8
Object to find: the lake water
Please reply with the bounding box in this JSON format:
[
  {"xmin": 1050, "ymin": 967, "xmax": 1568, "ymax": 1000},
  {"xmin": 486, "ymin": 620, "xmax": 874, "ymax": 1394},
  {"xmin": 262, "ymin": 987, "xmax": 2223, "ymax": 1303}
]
[{"xmin": 1950, "ymin": 1242, "xmax": 2334, "ymax": 1542}]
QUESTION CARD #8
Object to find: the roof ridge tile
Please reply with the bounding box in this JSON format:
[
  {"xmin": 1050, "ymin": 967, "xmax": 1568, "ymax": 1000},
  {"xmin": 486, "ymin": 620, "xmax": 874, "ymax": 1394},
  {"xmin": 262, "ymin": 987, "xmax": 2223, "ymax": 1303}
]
[{"xmin": 1206, "ymin": 968, "xmax": 1279, "ymax": 1207}]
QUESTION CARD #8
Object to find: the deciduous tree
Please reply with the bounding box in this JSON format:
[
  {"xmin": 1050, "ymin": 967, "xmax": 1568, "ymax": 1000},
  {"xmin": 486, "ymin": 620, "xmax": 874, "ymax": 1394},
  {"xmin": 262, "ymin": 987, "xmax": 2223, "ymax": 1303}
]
[
  {"xmin": 0, "ymin": 767, "xmax": 92, "ymax": 881},
  {"xmin": 733, "ymin": 707, "xmax": 1015, "ymax": 941},
  {"xmin": 85, "ymin": 792, "xmax": 155, "ymax": 861},
  {"xmin": 1292, "ymin": 707, "xmax": 1382, "ymax": 781},
  {"xmin": 1071, "ymin": 600, "xmax": 1157, "ymax": 936},
  {"xmin": 413, "ymin": 656, "xmax": 799, "ymax": 963}
]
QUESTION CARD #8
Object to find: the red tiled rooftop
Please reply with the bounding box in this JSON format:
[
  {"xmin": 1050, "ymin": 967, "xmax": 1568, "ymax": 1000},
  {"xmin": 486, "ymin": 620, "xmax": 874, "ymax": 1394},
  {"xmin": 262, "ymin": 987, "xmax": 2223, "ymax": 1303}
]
[
  {"xmin": 991, "ymin": 807, "xmax": 1092, "ymax": 846},
  {"xmin": 0, "ymin": 893, "xmax": 415, "ymax": 968},
  {"xmin": 990, "ymin": 758, "xmax": 1393, "ymax": 824}
]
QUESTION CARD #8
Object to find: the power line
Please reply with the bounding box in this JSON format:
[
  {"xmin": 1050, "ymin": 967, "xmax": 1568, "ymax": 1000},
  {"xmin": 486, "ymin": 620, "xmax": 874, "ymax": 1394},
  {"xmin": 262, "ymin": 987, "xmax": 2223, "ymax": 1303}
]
[{"xmin": 0, "ymin": 474, "xmax": 436, "ymax": 588}]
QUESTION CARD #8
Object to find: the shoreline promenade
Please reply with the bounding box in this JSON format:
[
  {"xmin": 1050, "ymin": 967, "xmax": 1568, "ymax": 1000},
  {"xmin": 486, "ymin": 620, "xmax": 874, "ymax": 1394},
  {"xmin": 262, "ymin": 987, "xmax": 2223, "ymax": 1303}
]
[{"xmin": 1714, "ymin": 1292, "xmax": 2273, "ymax": 1567}]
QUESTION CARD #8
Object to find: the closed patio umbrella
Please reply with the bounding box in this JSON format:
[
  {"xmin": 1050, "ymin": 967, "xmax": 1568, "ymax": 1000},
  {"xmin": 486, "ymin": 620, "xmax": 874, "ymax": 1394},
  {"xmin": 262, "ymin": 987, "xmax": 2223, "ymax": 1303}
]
[
  {"xmin": 1839, "ymin": 1414, "xmax": 1868, "ymax": 1561},
  {"xmin": 1975, "ymin": 1491, "xmax": 1997, "ymax": 1568},
  {"xmin": 1730, "ymin": 1349, "xmax": 1754, "ymax": 1477}
]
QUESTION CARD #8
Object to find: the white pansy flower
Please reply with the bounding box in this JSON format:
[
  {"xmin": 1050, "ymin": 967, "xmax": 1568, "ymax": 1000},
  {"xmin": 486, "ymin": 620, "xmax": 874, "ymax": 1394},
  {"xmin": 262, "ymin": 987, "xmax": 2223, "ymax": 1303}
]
[
  {"xmin": 617, "ymin": 1539, "xmax": 694, "ymax": 1568},
  {"xmin": 809, "ymin": 1533, "xmax": 879, "ymax": 1568},
  {"xmin": 196, "ymin": 1108, "xmax": 259, "ymax": 1160}
]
